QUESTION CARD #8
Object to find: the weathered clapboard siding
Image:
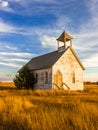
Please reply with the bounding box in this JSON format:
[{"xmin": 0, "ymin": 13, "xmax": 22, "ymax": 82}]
[
  {"xmin": 52, "ymin": 47, "xmax": 84, "ymax": 90},
  {"xmin": 33, "ymin": 68, "xmax": 52, "ymax": 89}
]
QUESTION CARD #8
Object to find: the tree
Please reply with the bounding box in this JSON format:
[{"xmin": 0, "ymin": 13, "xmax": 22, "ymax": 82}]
[{"xmin": 13, "ymin": 65, "xmax": 35, "ymax": 89}]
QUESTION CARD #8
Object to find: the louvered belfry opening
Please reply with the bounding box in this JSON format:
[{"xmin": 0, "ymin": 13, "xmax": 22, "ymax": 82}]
[{"xmin": 56, "ymin": 31, "xmax": 73, "ymax": 52}]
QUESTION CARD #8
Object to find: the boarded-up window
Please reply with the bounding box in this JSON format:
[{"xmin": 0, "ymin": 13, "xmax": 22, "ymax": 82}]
[
  {"xmin": 48, "ymin": 72, "xmax": 52, "ymax": 85},
  {"xmin": 45, "ymin": 72, "xmax": 48, "ymax": 84},
  {"xmin": 35, "ymin": 73, "xmax": 38, "ymax": 83},
  {"xmin": 41, "ymin": 73, "xmax": 44, "ymax": 80},
  {"xmin": 72, "ymin": 71, "xmax": 75, "ymax": 83}
]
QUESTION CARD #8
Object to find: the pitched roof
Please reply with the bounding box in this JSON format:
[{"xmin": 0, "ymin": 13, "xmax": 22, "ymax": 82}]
[
  {"xmin": 25, "ymin": 46, "xmax": 85, "ymax": 71},
  {"xmin": 26, "ymin": 47, "xmax": 69, "ymax": 70},
  {"xmin": 56, "ymin": 31, "xmax": 73, "ymax": 42}
]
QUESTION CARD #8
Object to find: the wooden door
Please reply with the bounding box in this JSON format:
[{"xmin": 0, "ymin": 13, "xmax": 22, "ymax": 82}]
[{"xmin": 54, "ymin": 70, "xmax": 63, "ymax": 88}]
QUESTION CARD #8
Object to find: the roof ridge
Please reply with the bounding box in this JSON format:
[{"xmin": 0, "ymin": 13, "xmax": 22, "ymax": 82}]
[
  {"xmin": 29, "ymin": 49, "xmax": 66, "ymax": 61},
  {"xmin": 26, "ymin": 48, "xmax": 69, "ymax": 70}
]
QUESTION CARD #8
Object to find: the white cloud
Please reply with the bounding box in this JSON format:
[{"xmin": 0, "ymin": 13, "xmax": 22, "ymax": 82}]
[
  {"xmin": 1, "ymin": 0, "xmax": 74, "ymax": 16},
  {"xmin": 5, "ymin": 45, "xmax": 18, "ymax": 50},
  {"xmin": 55, "ymin": 15, "xmax": 71, "ymax": 30},
  {"xmin": 0, "ymin": 51, "xmax": 37, "ymax": 68},
  {"xmin": 83, "ymin": 53, "xmax": 98, "ymax": 67},
  {"xmin": 0, "ymin": 62, "xmax": 21, "ymax": 68},
  {"xmin": 73, "ymin": 32, "xmax": 98, "ymax": 51},
  {"xmin": 0, "ymin": 52, "xmax": 37, "ymax": 68},
  {"xmin": 0, "ymin": 18, "xmax": 28, "ymax": 35},
  {"xmin": 0, "ymin": 0, "xmax": 14, "ymax": 12},
  {"xmin": 0, "ymin": 42, "xmax": 18, "ymax": 51},
  {"xmin": 0, "ymin": 52, "xmax": 36, "ymax": 58},
  {"xmin": 0, "ymin": 19, "xmax": 17, "ymax": 33},
  {"xmin": 0, "ymin": 56, "xmax": 28, "ymax": 63},
  {"xmin": 39, "ymin": 35, "xmax": 57, "ymax": 48},
  {"xmin": 3, "ymin": 0, "xmax": 56, "ymax": 15},
  {"xmin": 74, "ymin": 31, "xmax": 98, "ymax": 38},
  {"xmin": 1, "ymin": 1, "xmax": 9, "ymax": 7},
  {"xmin": 33, "ymin": 0, "xmax": 56, "ymax": 3},
  {"xmin": 8, "ymin": 0, "xmax": 57, "ymax": 6}
]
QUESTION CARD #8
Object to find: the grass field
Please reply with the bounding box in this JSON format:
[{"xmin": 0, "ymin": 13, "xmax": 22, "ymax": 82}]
[
  {"xmin": 0, "ymin": 82, "xmax": 15, "ymax": 90},
  {"xmin": 0, "ymin": 84, "xmax": 98, "ymax": 130}
]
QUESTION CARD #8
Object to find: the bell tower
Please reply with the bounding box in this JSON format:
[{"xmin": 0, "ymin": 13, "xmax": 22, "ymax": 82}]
[{"xmin": 56, "ymin": 31, "xmax": 73, "ymax": 52}]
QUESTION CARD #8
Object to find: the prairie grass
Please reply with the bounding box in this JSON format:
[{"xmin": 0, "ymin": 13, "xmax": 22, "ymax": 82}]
[
  {"xmin": 0, "ymin": 84, "xmax": 98, "ymax": 130},
  {"xmin": 0, "ymin": 82, "xmax": 15, "ymax": 87}
]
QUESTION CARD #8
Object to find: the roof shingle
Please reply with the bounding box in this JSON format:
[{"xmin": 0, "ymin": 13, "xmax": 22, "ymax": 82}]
[{"xmin": 26, "ymin": 47, "xmax": 69, "ymax": 70}]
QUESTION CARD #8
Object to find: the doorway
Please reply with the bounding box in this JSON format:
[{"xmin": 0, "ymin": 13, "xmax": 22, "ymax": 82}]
[{"xmin": 54, "ymin": 70, "xmax": 63, "ymax": 88}]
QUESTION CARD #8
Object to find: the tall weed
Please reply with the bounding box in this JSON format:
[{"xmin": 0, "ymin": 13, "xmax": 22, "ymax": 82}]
[{"xmin": 0, "ymin": 84, "xmax": 98, "ymax": 130}]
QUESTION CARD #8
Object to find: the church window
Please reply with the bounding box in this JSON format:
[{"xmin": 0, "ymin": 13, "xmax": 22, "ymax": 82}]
[
  {"xmin": 35, "ymin": 73, "xmax": 38, "ymax": 83},
  {"xmin": 45, "ymin": 72, "xmax": 48, "ymax": 84},
  {"xmin": 72, "ymin": 71, "xmax": 75, "ymax": 83}
]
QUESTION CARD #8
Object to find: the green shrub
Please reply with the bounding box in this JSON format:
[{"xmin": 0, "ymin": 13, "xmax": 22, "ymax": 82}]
[{"xmin": 13, "ymin": 65, "xmax": 35, "ymax": 89}]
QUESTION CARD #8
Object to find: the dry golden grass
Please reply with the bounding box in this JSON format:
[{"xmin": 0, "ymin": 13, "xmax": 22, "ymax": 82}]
[
  {"xmin": 0, "ymin": 84, "xmax": 98, "ymax": 130},
  {"xmin": 0, "ymin": 82, "xmax": 15, "ymax": 87}
]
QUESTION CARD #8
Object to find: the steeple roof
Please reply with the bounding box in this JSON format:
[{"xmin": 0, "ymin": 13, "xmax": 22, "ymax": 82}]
[{"xmin": 56, "ymin": 31, "xmax": 73, "ymax": 42}]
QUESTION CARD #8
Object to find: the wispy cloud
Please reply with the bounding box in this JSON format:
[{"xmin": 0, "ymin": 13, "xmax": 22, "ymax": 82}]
[
  {"xmin": 1, "ymin": 0, "xmax": 77, "ymax": 16},
  {"xmin": 0, "ymin": 18, "xmax": 29, "ymax": 35},
  {"xmin": 39, "ymin": 35, "xmax": 56, "ymax": 48},
  {"xmin": 0, "ymin": 0, "xmax": 14, "ymax": 12},
  {"xmin": 86, "ymin": 0, "xmax": 98, "ymax": 16},
  {"xmin": 0, "ymin": 51, "xmax": 37, "ymax": 69},
  {"xmin": 5, "ymin": 45, "xmax": 18, "ymax": 51},
  {"xmin": 0, "ymin": 56, "xmax": 28, "ymax": 63},
  {"xmin": 10, "ymin": 0, "xmax": 57, "ymax": 5},
  {"xmin": 0, "ymin": 19, "xmax": 22, "ymax": 35},
  {"xmin": 0, "ymin": 42, "xmax": 18, "ymax": 51},
  {"xmin": 1, "ymin": 0, "xmax": 9, "ymax": 7},
  {"xmin": 0, "ymin": 52, "xmax": 36, "ymax": 58},
  {"xmin": 83, "ymin": 53, "xmax": 98, "ymax": 67},
  {"xmin": 0, "ymin": 62, "xmax": 21, "ymax": 68},
  {"xmin": 0, "ymin": 18, "xmax": 18, "ymax": 33}
]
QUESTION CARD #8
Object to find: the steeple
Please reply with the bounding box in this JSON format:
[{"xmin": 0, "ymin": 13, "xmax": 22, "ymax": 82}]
[{"xmin": 56, "ymin": 31, "xmax": 73, "ymax": 52}]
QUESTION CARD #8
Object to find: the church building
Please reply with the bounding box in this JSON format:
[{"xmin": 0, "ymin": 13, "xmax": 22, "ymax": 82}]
[{"xmin": 26, "ymin": 31, "xmax": 85, "ymax": 90}]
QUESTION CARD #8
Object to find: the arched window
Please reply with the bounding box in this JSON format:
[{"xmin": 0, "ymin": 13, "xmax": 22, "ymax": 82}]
[
  {"xmin": 45, "ymin": 72, "xmax": 48, "ymax": 84},
  {"xmin": 72, "ymin": 71, "xmax": 75, "ymax": 83}
]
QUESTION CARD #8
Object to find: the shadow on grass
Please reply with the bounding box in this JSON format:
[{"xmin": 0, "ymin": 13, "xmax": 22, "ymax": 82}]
[{"xmin": 0, "ymin": 86, "xmax": 16, "ymax": 90}]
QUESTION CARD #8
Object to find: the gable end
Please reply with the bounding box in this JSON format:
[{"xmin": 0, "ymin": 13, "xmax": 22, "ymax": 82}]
[{"xmin": 69, "ymin": 47, "xmax": 85, "ymax": 70}]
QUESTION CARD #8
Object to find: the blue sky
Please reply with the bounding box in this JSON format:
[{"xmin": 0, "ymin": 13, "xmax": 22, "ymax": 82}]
[{"xmin": 0, "ymin": 0, "xmax": 98, "ymax": 82}]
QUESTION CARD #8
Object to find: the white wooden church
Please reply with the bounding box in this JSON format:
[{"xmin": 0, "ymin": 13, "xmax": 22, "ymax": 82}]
[{"xmin": 26, "ymin": 31, "xmax": 85, "ymax": 90}]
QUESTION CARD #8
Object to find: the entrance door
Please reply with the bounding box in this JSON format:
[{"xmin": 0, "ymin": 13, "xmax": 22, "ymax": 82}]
[{"xmin": 54, "ymin": 70, "xmax": 63, "ymax": 88}]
